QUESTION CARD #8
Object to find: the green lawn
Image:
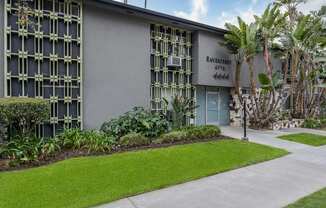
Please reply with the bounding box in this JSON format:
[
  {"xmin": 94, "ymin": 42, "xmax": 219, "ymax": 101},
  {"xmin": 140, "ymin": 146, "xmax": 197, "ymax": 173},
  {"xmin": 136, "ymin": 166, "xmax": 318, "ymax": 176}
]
[
  {"xmin": 0, "ymin": 140, "xmax": 287, "ymax": 208},
  {"xmin": 278, "ymin": 133, "xmax": 326, "ymax": 146},
  {"xmin": 286, "ymin": 188, "xmax": 326, "ymax": 208}
]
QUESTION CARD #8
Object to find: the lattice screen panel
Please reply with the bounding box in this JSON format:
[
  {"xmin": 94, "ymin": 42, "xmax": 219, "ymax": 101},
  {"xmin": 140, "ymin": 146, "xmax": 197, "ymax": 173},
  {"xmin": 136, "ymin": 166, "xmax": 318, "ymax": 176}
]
[
  {"xmin": 4, "ymin": 0, "xmax": 83, "ymax": 136},
  {"xmin": 150, "ymin": 24, "xmax": 196, "ymax": 123}
]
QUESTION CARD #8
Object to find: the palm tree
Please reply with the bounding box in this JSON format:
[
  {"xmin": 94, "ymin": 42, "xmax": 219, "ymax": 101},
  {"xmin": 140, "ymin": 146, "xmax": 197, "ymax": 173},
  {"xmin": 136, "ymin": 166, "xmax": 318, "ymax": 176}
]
[
  {"xmin": 255, "ymin": 4, "xmax": 286, "ymax": 79},
  {"xmin": 274, "ymin": 0, "xmax": 306, "ymax": 28},
  {"xmin": 224, "ymin": 18, "xmax": 259, "ymax": 96},
  {"xmin": 243, "ymin": 23, "xmax": 259, "ymax": 95},
  {"xmin": 223, "ymin": 18, "xmax": 246, "ymax": 96},
  {"xmin": 280, "ymin": 14, "xmax": 326, "ymax": 117}
]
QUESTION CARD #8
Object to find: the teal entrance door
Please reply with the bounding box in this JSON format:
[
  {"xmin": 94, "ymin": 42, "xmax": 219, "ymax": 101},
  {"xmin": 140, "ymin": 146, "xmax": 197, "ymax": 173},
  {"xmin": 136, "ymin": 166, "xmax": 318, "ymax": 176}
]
[{"xmin": 206, "ymin": 91, "xmax": 219, "ymax": 125}]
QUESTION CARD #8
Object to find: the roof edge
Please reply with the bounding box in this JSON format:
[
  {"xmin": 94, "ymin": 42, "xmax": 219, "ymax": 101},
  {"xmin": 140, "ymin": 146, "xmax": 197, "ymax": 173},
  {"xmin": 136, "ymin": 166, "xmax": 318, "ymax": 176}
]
[{"xmin": 94, "ymin": 0, "xmax": 228, "ymax": 35}]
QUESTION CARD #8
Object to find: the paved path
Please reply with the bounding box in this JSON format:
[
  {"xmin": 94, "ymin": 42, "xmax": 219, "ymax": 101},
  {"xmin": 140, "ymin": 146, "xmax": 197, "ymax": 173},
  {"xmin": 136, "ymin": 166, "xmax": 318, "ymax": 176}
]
[{"xmin": 96, "ymin": 127, "xmax": 326, "ymax": 208}]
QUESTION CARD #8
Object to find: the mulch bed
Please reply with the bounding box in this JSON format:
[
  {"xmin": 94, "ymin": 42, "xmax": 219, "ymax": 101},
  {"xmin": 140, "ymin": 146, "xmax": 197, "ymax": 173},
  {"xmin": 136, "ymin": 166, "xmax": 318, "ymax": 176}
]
[{"xmin": 0, "ymin": 135, "xmax": 233, "ymax": 172}]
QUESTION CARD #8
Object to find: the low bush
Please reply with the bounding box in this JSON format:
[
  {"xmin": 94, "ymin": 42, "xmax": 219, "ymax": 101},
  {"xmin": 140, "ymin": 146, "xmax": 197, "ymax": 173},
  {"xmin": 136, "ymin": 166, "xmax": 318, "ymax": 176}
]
[
  {"xmin": 57, "ymin": 129, "xmax": 116, "ymax": 153},
  {"xmin": 0, "ymin": 98, "xmax": 50, "ymax": 138},
  {"xmin": 0, "ymin": 115, "xmax": 8, "ymax": 141},
  {"xmin": 321, "ymin": 118, "xmax": 326, "ymax": 128},
  {"xmin": 303, "ymin": 118, "xmax": 321, "ymax": 129},
  {"xmin": 119, "ymin": 133, "xmax": 149, "ymax": 148},
  {"xmin": 154, "ymin": 125, "xmax": 221, "ymax": 145},
  {"xmin": 100, "ymin": 107, "xmax": 169, "ymax": 138},
  {"xmin": 0, "ymin": 136, "xmax": 61, "ymax": 166},
  {"xmin": 154, "ymin": 131, "xmax": 188, "ymax": 144},
  {"xmin": 183, "ymin": 125, "xmax": 221, "ymax": 140}
]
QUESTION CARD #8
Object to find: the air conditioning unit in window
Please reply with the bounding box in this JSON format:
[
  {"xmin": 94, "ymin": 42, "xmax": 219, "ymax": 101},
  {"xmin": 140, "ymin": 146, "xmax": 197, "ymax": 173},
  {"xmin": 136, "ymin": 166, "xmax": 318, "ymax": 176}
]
[{"xmin": 167, "ymin": 56, "xmax": 182, "ymax": 67}]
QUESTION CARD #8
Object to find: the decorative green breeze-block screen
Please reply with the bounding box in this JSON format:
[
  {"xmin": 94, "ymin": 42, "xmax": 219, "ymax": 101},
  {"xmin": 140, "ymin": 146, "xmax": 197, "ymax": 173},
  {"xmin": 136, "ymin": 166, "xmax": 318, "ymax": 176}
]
[
  {"xmin": 150, "ymin": 24, "xmax": 196, "ymax": 124},
  {"xmin": 4, "ymin": 0, "xmax": 83, "ymax": 137}
]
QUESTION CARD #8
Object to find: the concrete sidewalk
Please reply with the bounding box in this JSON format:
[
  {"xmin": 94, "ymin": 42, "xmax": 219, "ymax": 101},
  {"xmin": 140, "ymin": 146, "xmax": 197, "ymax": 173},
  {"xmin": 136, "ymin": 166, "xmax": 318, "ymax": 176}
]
[{"xmin": 96, "ymin": 127, "xmax": 326, "ymax": 208}]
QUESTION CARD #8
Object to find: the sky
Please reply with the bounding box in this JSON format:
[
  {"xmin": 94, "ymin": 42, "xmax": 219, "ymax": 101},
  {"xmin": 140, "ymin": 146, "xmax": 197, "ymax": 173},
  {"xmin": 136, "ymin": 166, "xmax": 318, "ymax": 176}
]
[{"xmin": 114, "ymin": 0, "xmax": 325, "ymax": 28}]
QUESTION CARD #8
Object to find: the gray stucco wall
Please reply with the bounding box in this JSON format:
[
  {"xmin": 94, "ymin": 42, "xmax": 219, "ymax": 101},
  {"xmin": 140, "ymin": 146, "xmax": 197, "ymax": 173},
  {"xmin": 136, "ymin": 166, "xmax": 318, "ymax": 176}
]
[
  {"xmin": 0, "ymin": 1, "xmax": 4, "ymax": 98},
  {"xmin": 193, "ymin": 31, "xmax": 233, "ymax": 87},
  {"xmin": 83, "ymin": 3, "xmax": 151, "ymax": 129},
  {"xmin": 239, "ymin": 54, "xmax": 282, "ymax": 88},
  {"xmin": 193, "ymin": 31, "xmax": 282, "ymax": 88}
]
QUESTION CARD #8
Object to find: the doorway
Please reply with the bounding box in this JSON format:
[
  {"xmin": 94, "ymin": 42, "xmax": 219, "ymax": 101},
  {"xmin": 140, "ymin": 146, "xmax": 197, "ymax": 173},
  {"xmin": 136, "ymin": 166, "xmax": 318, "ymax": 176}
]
[{"xmin": 206, "ymin": 91, "xmax": 219, "ymax": 125}]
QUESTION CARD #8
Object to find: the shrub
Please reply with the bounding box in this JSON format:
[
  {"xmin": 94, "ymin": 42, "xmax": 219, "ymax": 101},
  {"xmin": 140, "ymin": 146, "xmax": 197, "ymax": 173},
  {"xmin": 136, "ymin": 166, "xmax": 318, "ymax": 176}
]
[
  {"xmin": 0, "ymin": 98, "xmax": 50, "ymax": 138},
  {"xmin": 100, "ymin": 107, "xmax": 169, "ymax": 138},
  {"xmin": 320, "ymin": 118, "xmax": 326, "ymax": 128},
  {"xmin": 154, "ymin": 131, "xmax": 188, "ymax": 144},
  {"xmin": 57, "ymin": 129, "xmax": 116, "ymax": 153},
  {"xmin": 302, "ymin": 118, "xmax": 321, "ymax": 129},
  {"xmin": 0, "ymin": 136, "xmax": 60, "ymax": 166},
  {"xmin": 0, "ymin": 115, "xmax": 8, "ymax": 142},
  {"xmin": 163, "ymin": 95, "xmax": 199, "ymax": 129},
  {"xmin": 119, "ymin": 133, "xmax": 149, "ymax": 148},
  {"xmin": 183, "ymin": 125, "xmax": 221, "ymax": 140}
]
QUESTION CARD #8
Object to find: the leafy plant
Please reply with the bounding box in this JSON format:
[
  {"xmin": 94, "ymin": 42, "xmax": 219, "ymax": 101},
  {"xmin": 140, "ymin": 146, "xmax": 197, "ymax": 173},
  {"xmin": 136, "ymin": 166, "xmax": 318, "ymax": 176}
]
[
  {"xmin": 163, "ymin": 95, "xmax": 199, "ymax": 129},
  {"xmin": 320, "ymin": 118, "xmax": 326, "ymax": 128},
  {"xmin": 258, "ymin": 72, "xmax": 283, "ymax": 91},
  {"xmin": 57, "ymin": 129, "xmax": 116, "ymax": 153},
  {"xmin": 100, "ymin": 107, "xmax": 169, "ymax": 138},
  {"xmin": 119, "ymin": 133, "xmax": 149, "ymax": 148},
  {"xmin": 40, "ymin": 138, "xmax": 61, "ymax": 158},
  {"xmin": 0, "ymin": 136, "xmax": 59, "ymax": 166},
  {"xmin": 154, "ymin": 131, "xmax": 188, "ymax": 144},
  {"xmin": 302, "ymin": 119, "xmax": 321, "ymax": 129},
  {"xmin": 0, "ymin": 115, "xmax": 8, "ymax": 142},
  {"xmin": 0, "ymin": 98, "xmax": 50, "ymax": 138}
]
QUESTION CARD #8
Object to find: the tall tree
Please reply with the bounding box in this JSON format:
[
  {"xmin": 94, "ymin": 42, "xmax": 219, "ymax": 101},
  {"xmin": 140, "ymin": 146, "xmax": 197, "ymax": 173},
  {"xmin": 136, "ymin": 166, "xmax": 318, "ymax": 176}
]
[
  {"xmin": 255, "ymin": 4, "xmax": 286, "ymax": 79},
  {"xmin": 223, "ymin": 18, "xmax": 246, "ymax": 96}
]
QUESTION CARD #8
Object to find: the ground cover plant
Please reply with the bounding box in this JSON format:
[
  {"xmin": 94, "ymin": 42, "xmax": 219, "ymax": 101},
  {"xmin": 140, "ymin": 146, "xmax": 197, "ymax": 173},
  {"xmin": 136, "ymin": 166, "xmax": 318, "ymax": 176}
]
[
  {"xmin": 0, "ymin": 140, "xmax": 287, "ymax": 208},
  {"xmin": 302, "ymin": 118, "xmax": 326, "ymax": 130},
  {"xmin": 286, "ymin": 187, "xmax": 326, "ymax": 208},
  {"xmin": 0, "ymin": 125, "xmax": 224, "ymax": 170},
  {"xmin": 278, "ymin": 133, "xmax": 326, "ymax": 146}
]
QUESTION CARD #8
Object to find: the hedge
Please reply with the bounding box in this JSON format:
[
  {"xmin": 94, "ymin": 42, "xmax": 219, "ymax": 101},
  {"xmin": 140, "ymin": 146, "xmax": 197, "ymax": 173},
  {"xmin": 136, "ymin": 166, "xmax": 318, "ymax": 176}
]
[{"xmin": 0, "ymin": 98, "xmax": 50, "ymax": 138}]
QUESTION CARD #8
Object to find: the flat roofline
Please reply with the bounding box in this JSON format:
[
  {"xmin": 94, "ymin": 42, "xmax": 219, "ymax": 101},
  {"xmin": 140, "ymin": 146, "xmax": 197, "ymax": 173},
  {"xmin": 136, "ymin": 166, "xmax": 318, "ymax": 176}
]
[{"xmin": 95, "ymin": 0, "xmax": 228, "ymax": 35}]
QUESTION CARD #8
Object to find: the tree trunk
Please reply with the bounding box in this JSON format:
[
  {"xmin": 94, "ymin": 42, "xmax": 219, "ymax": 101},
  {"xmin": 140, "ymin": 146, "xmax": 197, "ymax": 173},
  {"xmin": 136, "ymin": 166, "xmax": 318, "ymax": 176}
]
[
  {"xmin": 235, "ymin": 61, "xmax": 242, "ymax": 96},
  {"xmin": 263, "ymin": 40, "xmax": 273, "ymax": 79},
  {"xmin": 247, "ymin": 57, "xmax": 257, "ymax": 96}
]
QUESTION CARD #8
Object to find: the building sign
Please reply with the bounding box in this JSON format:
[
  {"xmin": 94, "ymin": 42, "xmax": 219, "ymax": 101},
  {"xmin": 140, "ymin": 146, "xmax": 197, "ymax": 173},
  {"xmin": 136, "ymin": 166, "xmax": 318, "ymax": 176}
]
[{"xmin": 206, "ymin": 56, "xmax": 231, "ymax": 80}]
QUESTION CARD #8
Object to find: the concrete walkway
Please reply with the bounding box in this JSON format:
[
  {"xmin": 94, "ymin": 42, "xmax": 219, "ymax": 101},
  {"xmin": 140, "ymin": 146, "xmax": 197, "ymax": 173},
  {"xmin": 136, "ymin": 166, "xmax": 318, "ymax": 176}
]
[{"xmin": 96, "ymin": 127, "xmax": 326, "ymax": 208}]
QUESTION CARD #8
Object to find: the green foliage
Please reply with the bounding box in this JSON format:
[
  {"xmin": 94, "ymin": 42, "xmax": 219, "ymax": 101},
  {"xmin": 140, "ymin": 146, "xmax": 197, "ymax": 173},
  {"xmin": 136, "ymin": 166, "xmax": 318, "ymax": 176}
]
[
  {"xmin": 0, "ymin": 98, "xmax": 50, "ymax": 138},
  {"xmin": 154, "ymin": 131, "xmax": 188, "ymax": 144},
  {"xmin": 183, "ymin": 125, "xmax": 221, "ymax": 140},
  {"xmin": 163, "ymin": 95, "xmax": 199, "ymax": 129},
  {"xmin": 155, "ymin": 125, "xmax": 222, "ymax": 145},
  {"xmin": 0, "ymin": 115, "xmax": 8, "ymax": 141},
  {"xmin": 258, "ymin": 72, "xmax": 283, "ymax": 91},
  {"xmin": 119, "ymin": 133, "xmax": 149, "ymax": 148},
  {"xmin": 0, "ymin": 136, "xmax": 60, "ymax": 166},
  {"xmin": 258, "ymin": 73, "xmax": 271, "ymax": 86},
  {"xmin": 100, "ymin": 107, "xmax": 169, "ymax": 138},
  {"xmin": 302, "ymin": 118, "xmax": 322, "ymax": 129},
  {"xmin": 321, "ymin": 118, "xmax": 326, "ymax": 127},
  {"xmin": 57, "ymin": 129, "xmax": 115, "ymax": 153}
]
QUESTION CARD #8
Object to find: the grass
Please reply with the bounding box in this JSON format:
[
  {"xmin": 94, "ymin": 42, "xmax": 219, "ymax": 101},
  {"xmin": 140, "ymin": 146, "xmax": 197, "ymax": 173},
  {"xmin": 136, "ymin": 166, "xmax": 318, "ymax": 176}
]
[
  {"xmin": 0, "ymin": 140, "xmax": 287, "ymax": 208},
  {"xmin": 278, "ymin": 133, "xmax": 326, "ymax": 146},
  {"xmin": 286, "ymin": 188, "xmax": 326, "ymax": 208}
]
